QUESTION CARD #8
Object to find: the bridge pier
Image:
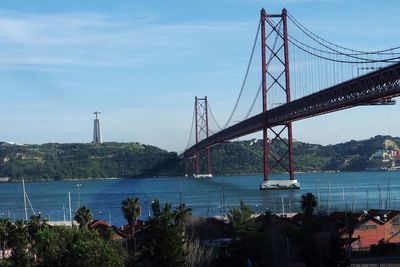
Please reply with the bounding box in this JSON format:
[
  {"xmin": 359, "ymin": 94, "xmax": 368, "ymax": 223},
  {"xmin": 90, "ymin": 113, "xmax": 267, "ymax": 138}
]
[
  {"xmin": 192, "ymin": 96, "xmax": 212, "ymax": 178},
  {"xmin": 260, "ymin": 8, "xmax": 298, "ymax": 190}
]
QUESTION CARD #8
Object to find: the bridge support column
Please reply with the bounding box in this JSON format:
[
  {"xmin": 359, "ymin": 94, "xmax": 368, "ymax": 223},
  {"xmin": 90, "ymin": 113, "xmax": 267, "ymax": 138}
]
[
  {"xmin": 260, "ymin": 8, "xmax": 298, "ymax": 189},
  {"xmin": 282, "ymin": 8, "xmax": 295, "ymax": 180},
  {"xmin": 261, "ymin": 9, "xmax": 269, "ymax": 181},
  {"xmin": 193, "ymin": 96, "xmax": 212, "ymax": 176}
]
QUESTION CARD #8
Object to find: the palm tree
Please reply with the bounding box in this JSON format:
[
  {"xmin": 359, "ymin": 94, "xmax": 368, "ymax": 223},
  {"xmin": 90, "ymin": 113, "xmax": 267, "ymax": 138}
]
[
  {"xmin": 28, "ymin": 214, "xmax": 48, "ymax": 240},
  {"xmin": 300, "ymin": 193, "xmax": 317, "ymax": 216},
  {"xmin": 151, "ymin": 199, "xmax": 161, "ymax": 218},
  {"xmin": 174, "ymin": 203, "xmax": 192, "ymax": 226},
  {"xmin": 74, "ymin": 206, "xmax": 93, "ymax": 229},
  {"xmin": 0, "ymin": 218, "xmax": 13, "ymax": 259},
  {"xmin": 121, "ymin": 197, "xmax": 141, "ymax": 254},
  {"xmin": 11, "ymin": 219, "xmax": 31, "ymax": 265}
]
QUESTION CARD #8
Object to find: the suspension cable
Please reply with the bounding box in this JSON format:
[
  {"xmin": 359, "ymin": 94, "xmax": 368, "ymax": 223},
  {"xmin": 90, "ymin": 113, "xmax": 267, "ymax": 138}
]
[
  {"xmin": 185, "ymin": 104, "xmax": 196, "ymax": 149},
  {"xmin": 287, "ymin": 12, "xmax": 400, "ymax": 55},
  {"xmin": 207, "ymin": 101, "xmax": 222, "ymax": 130},
  {"xmin": 287, "ymin": 15, "xmax": 400, "ymax": 63},
  {"xmin": 288, "ymin": 37, "xmax": 400, "ymax": 64},
  {"xmin": 222, "ymin": 20, "xmax": 261, "ymax": 129},
  {"xmin": 288, "ymin": 32, "xmax": 400, "ymax": 57},
  {"xmin": 244, "ymin": 82, "xmax": 262, "ymax": 119}
]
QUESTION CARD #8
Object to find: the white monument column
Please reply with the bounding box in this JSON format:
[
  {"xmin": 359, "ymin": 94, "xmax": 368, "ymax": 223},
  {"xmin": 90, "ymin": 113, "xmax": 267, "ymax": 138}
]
[{"xmin": 93, "ymin": 111, "xmax": 102, "ymax": 144}]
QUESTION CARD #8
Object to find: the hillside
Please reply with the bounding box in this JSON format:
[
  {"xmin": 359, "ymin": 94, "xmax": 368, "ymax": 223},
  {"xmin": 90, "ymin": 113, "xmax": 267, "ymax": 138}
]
[
  {"xmin": 0, "ymin": 142, "xmax": 181, "ymax": 181},
  {"xmin": 209, "ymin": 135, "xmax": 400, "ymax": 174},
  {"xmin": 0, "ymin": 135, "xmax": 398, "ymax": 181}
]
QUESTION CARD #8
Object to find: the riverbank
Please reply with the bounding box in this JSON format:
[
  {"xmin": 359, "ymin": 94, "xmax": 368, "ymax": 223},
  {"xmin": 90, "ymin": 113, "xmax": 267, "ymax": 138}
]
[{"xmin": 0, "ymin": 172, "xmax": 399, "ymax": 226}]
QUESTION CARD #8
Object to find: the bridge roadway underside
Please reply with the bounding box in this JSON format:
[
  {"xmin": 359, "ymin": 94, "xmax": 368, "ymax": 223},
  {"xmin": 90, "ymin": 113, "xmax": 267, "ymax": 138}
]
[{"xmin": 185, "ymin": 62, "xmax": 400, "ymax": 157}]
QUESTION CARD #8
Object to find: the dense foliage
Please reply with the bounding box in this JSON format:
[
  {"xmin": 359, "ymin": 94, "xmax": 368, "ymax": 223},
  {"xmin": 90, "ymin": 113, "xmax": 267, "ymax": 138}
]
[
  {"xmin": 0, "ymin": 215, "xmax": 125, "ymax": 267},
  {"xmin": 140, "ymin": 200, "xmax": 187, "ymax": 267},
  {"xmin": 34, "ymin": 227, "xmax": 125, "ymax": 267},
  {"xmin": 0, "ymin": 135, "xmax": 398, "ymax": 181}
]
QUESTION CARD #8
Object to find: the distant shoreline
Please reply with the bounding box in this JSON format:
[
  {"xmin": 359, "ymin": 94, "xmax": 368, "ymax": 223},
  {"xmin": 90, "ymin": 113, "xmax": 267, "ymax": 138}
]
[
  {"xmin": 2, "ymin": 169, "xmax": 396, "ymax": 183},
  {"xmin": 3, "ymin": 177, "xmax": 123, "ymax": 183}
]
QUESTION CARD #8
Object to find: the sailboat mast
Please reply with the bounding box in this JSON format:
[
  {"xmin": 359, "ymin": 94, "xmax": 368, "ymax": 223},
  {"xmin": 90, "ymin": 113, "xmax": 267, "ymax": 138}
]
[
  {"xmin": 328, "ymin": 180, "xmax": 331, "ymax": 214},
  {"xmin": 342, "ymin": 187, "xmax": 346, "ymax": 211},
  {"xmin": 352, "ymin": 184, "xmax": 355, "ymax": 213},
  {"xmin": 378, "ymin": 184, "xmax": 383, "ymax": 209},
  {"xmin": 386, "ymin": 180, "xmax": 391, "ymax": 209},
  {"xmin": 317, "ymin": 177, "xmax": 321, "ymax": 212},
  {"xmin": 179, "ymin": 179, "xmax": 182, "ymax": 204},
  {"xmin": 63, "ymin": 205, "xmax": 66, "ymax": 223},
  {"xmin": 221, "ymin": 181, "xmax": 225, "ymax": 217},
  {"xmin": 22, "ymin": 178, "xmax": 28, "ymax": 221},
  {"xmin": 68, "ymin": 192, "xmax": 72, "ymax": 224}
]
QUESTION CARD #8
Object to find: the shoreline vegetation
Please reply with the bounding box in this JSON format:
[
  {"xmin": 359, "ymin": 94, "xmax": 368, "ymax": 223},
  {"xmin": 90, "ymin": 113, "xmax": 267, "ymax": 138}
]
[
  {"xmin": 0, "ymin": 134, "xmax": 398, "ymax": 182},
  {"xmin": 0, "ymin": 193, "xmax": 337, "ymax": 267},
  {"xmin": 1, "ymin": 193, "xmax": 396, "ymax": 266},
  {"xmin": 0, "ymin": 169, "xmax": 392, "ymax": 183}
]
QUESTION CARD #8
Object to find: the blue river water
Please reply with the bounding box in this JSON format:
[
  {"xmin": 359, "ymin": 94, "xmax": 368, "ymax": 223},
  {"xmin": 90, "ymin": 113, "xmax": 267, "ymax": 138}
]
[{"xmin": 1, "ymin": 171, "xmax": 400, "ymax": 226}]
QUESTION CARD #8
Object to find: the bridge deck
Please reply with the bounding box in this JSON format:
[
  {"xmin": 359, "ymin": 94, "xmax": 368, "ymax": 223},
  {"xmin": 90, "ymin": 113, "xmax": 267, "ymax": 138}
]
[{"xmin": 185, "ymin": 62, "xmax": 400, "ymax": 157}]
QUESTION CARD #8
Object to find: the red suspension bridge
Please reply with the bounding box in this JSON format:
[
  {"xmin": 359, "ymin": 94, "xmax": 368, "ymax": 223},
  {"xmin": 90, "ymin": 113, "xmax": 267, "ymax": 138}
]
[{"xmin": 184, "ymin": 8, "xmax": 400, "ymax": 189}]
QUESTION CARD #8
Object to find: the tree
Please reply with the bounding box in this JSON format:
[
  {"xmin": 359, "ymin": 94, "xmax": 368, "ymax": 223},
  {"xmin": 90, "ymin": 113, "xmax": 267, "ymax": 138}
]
[
  {"xmin": 9, "ymin": 220, "xmax": 31, "ymax": 267},
  {"xmin": 217, "ymin": 201, "xmax": 289, "ymax": 267},
  {"xmin": 34, "ymin": 226, "xmax": 125, "ymax": 266},
  {"xmin": 74, "ymin": 206, "xmax": 93, "ymax": 229},
  {"xmin": 298, "ymin": 193, "xmax": 321, "ymax": 266},
  {"xmin": 121, "ymin": 197, "xmax": 141, "ymax": 254},
  {"xmin": 174, "ymin": 203, "xmax": 192, "ymax": 226},
  {"xmin": 300, "ymin": 193, "xmax": 317, "ymax": 217},
  {"xmin": 229, "ymin": 200, "xmax": 257, "ymax": 237},
  {"xmin": 141, "ymin": 199, "xmax": 186, "ymax": 267},
  {"xmin": 0, "ymin": 218, "xmax": 13, "ymax": 260},
  {"xmin": 184, "ymin": 235, "xmax": 214, "ymax": 267},
  {"xmin": 344, "ymin": 212, "xmax": 358, "ymax": 258},
  {"xmin": 225, "ymin": 201, "xmax": 261, "ymax": 266},
  {"xmin": 27, "ymin": 214, "xmax": 48, "ymax": 241}
]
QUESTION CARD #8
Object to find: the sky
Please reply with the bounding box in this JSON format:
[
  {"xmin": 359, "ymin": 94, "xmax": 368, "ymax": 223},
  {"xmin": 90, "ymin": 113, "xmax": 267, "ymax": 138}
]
[{"xmin": 0, "ymin": 0, "xmax": 400, "ymax": 152}]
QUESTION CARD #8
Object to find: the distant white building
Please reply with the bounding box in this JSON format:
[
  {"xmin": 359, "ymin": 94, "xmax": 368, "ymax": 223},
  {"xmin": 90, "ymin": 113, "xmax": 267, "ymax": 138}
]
[
  {"xmin": 92, "ymin": 111, "xmax": 103, "ymax": 144},
  {"xmin": 369, "ymin": 149, "xmax": 400, "ymax": 162},
  {"xmin": 0, "ymin": 177, "xmax": 9, "ymax": 182}
]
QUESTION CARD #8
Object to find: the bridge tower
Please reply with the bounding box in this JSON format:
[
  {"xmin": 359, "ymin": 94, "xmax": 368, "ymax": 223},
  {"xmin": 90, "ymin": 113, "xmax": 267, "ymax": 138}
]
[
  {"xmin": 260, "ymin": 8, "xmax": 299, "ymax": 189},
  {"xmin": 192, "ymin": 96, "xmax": 212, "ymax": 175}
]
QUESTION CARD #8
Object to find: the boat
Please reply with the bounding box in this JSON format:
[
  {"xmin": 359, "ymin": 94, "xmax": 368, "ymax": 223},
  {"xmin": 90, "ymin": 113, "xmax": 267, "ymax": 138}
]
[
  {"xmin": 259, "ymin": 179, "xmax": 300, "ymax": 190},
  {"xmin": 193, "ymin": 173, "xmax": 213, "ymax": 179}
]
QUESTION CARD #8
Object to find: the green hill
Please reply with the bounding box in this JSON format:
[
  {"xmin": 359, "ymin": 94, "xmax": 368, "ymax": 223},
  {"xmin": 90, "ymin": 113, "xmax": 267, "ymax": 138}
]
[
  {"xmin": 209, "ymin": 135, "xmax": 400, "ymax": 174},
  {"xmin": 0, "ymin": 135, "xmax": 398, "ymax": 181},
  {"xmin": 0, "ymin": 142, "xmax": 180, "ymax": 181}
]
